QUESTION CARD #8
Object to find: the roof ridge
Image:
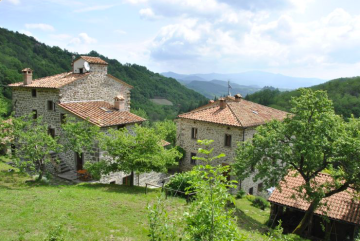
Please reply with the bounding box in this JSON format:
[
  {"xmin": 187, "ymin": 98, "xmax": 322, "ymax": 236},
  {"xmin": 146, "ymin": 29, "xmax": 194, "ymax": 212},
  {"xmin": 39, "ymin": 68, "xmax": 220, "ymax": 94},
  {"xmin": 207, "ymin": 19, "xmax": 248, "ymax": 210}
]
[
  {"xmin": 227, "ymin": 102, "xmax": 244, "ymax": 127},
  {"xmin": 178, "ymin": 102, "xmax": 219, "ymax": 116},
  {"xmin": 107, "ymin": 74, "xmax": 133, "ymax": 89}
]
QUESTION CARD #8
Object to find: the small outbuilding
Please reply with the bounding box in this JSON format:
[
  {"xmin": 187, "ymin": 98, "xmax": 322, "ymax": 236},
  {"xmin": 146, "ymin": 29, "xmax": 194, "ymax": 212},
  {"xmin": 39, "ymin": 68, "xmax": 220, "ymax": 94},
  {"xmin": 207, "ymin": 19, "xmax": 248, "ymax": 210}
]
[{"xmin": 268, "ymin": 172, "xmax": 360, "ymax": 241}]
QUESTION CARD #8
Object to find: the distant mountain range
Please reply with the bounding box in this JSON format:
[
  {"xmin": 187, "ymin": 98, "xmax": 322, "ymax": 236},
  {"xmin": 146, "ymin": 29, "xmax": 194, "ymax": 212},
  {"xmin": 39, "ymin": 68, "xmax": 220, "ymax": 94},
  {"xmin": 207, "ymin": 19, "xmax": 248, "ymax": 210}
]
[{"xmin": 162, "ymin": 71, "xmax": 327, "ymax": 98}]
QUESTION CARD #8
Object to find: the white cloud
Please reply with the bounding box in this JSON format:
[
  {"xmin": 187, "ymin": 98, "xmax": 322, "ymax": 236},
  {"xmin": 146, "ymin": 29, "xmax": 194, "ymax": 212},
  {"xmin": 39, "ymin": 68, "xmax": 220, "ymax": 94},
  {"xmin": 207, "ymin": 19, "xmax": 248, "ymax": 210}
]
[
  {"xmin": 7, "ymin": 0, "xmax": 20, "ymax": 5},
  {"xmin": 114, "ymin": 30, "xmax": 127, "ymax": 35},
  {"xmin": 19, "ymin": 30, "xmax": 33, "ymax": 37},
  {"xmin": 25, "ymin": 23, "xmax": 55, "ymax": 32},
  {"xmin": 139, "ymin": 8, "xmax": 160, "ymax": 20},
  {"xmin": 69, "ymin": 33, "xmax": 97, "ymax": 45},
  {"xmin": 74, "ymin": 5, "xmax": 115, "ymax": 13}
]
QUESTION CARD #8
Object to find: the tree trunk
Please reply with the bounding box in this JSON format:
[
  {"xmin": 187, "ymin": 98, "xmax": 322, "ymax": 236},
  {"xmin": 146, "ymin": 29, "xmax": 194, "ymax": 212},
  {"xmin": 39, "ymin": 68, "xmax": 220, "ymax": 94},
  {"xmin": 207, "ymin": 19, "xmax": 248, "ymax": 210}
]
[
  {"xmin": 130, "ymin": 170, "xmax": 134, "ymax": 187},
  {"xmin": 292, "ymin": 199, "xmax": 319, "ymax": 236}
]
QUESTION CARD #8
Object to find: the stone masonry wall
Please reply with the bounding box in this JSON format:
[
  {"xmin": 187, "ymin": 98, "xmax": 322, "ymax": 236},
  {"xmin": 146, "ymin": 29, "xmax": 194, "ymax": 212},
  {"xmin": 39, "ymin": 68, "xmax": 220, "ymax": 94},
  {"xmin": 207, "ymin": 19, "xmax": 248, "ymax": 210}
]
[
  {"xmin": 60, "ymin": 74, "xmax": 131, "ymax": 111},
  {"xmin": 176, "ymin": 118, "xmax": 266, "ymax": 197}
]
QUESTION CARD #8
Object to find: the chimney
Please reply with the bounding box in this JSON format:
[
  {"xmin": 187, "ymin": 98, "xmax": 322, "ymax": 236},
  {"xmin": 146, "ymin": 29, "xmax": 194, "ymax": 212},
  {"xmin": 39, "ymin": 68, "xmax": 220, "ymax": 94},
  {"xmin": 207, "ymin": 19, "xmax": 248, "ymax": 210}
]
[
  {"xmin": 114, "ymin": 95, "xmax": 125, "ymax": 111},
  {"xmin": 234, "ymin": 94, "xmax": 242, "ymax": 102},
  {"xmin": 22, "ymin": 68, "xmax": 33, "ymax": 85},
  {"xmin": 219, "ymin": 98, "xmax": 226, "ymax": 109}
]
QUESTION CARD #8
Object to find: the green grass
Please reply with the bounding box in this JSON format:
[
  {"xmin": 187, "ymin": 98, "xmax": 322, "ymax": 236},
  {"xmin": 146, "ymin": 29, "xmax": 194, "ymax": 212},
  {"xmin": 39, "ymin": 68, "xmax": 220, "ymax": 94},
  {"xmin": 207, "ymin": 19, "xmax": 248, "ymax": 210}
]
[{"xmin": 0, "ymin": 159, "xmax": 307, "ymax": 241}]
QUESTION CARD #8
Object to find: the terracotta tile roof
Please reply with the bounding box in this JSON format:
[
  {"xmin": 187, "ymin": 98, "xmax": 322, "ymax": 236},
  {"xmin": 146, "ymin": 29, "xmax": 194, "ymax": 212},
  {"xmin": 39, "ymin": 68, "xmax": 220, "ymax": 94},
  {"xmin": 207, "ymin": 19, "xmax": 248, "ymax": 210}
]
[
  {"xmin": 58, "ymin": 101, "xmax": 145, "ymax": 127},
  {"xmin": 160, "ymin": 140, "xmax": 171, "ymax": 147},
  {"xmin": 178, "ymin": 96, "xmax": 289, "ymax": 127},
  {"xmin": 9, "ymin": 72, "xmax": 89, "ymax": 89},
  {"xmin": 268, "ymin": 171, "xmax": 360, "ymax": 225},
  {"xmin": 78, "ymin": 56, "xmax": 108, "ymax": 65}
]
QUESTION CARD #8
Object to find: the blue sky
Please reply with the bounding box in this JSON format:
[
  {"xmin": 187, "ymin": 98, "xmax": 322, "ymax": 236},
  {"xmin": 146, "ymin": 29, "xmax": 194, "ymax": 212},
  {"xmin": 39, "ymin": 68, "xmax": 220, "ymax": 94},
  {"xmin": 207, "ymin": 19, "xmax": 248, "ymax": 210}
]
[{"xmin": 1, "ymin": 0, "xmax": 360, "ymax": 80}]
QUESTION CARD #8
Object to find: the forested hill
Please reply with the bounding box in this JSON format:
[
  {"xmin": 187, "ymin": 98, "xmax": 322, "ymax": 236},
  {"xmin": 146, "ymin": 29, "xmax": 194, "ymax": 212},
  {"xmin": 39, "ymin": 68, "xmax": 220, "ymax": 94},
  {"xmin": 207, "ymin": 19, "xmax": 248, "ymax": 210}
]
[
  {"xmin": 0, "ymin": 27, "xmax": 208, "ymax": 121},
  {"xmin": 246, "ymin": 77, "xmax": 360, "ymax": 118}
]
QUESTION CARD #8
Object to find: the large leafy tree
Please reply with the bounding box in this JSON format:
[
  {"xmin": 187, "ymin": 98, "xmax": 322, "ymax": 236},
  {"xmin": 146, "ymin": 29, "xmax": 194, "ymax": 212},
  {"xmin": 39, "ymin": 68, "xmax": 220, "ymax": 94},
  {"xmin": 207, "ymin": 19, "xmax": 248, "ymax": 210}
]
[
  {"xmin": 91, "ymin": 125, "xmax": 182, "ymax": 186},
  {"xmin": 233, "ymin": 89, "xmax": 360, "ymax": 236},
  {"xmin": 10, "ymin": 115, "xmax": 63, "ymax": 180},
  {"xmin": 61, "ymin": 116, "xmax": 100, "ymax": 159}
]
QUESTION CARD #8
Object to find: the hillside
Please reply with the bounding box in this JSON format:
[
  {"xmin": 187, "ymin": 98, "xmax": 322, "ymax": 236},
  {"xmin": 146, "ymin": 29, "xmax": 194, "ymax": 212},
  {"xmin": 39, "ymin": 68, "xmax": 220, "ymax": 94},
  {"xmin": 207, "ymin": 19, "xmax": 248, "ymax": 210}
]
[
  {"xmin": 0, "ymin": 28, "xmax": 208, "ymax": 121},
  {"xmin": 162, "ymin": 71, "xmax": 326, "ymax": 89},
  {"xmin": 246, "ymin": 78, "xmax": 360, "ymax": 118},
  {"xmin": 185, "ymin": 79, "xmax": 261, "ymax": 99}
]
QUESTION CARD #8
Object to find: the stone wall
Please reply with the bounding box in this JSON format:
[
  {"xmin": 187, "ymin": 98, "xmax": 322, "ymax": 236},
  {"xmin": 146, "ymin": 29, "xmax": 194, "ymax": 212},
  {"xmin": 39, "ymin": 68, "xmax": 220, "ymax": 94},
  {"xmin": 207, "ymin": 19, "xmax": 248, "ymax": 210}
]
[
  {"xmin": 60, "ymin": 75, "xmax": 131, "ymax": 111},
  {"xmin": 176, "ymin": 118, "xmax": 265, "ymax": 197}
]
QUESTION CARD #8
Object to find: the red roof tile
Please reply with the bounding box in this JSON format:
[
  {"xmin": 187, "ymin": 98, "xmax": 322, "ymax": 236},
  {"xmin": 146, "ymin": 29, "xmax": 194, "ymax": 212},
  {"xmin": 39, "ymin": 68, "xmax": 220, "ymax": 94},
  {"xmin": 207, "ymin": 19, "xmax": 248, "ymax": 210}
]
[
  {"xmin": 58, "ymin": 101, "xmax": 145, "ymax": 127},
  {"xmin": 78, "ymin": 56, "xmax": 108, "ymax": 65},
  {"xmin": 268, "ymin": 171, "xmax": 360, "ymax": 225},
  {"xmin": 178, "ymin": 96, "xmax": 288, "ymax": 127},
  {"xmin": 9, "ymin": 72, "xmax": 89, "ymax": 89}
]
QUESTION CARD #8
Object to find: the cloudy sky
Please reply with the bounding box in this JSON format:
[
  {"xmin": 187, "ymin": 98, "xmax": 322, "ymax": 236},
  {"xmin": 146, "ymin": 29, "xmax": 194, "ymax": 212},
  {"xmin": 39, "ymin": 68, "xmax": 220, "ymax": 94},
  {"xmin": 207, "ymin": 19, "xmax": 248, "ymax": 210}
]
[{"xmin": 1, "ymin": 0, "xmax": 360, "ymax": 79}]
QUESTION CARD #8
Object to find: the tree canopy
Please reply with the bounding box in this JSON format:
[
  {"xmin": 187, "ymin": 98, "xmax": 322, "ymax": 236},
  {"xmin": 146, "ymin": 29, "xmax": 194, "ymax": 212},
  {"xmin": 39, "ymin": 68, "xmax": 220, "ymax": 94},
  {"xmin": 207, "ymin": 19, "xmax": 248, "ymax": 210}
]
[
  {"xmin": 234, "ymin": 89, "xmax": 360, "ymax": 236},
  {"xmin": 88, "ymin": 125, "xmax": 182, "ymax": 185}
]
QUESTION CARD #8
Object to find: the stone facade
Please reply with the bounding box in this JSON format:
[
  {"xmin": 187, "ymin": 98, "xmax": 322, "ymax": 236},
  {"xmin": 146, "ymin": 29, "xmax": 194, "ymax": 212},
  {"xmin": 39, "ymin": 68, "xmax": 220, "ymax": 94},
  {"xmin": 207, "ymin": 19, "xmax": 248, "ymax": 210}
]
[
  {"xmin": 176, "ymin": 118, "xmax": 266, "ymax": 197},
  {"xmin": 11, "ymin": 58, "xmax": 135, "ymax": 177}
]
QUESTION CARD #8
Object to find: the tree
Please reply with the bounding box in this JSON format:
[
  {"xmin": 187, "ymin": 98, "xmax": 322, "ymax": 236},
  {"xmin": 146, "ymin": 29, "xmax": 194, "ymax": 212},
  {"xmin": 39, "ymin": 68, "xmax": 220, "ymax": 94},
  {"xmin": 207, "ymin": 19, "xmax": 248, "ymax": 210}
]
[
  {"xmin": 233, "ymin": 89, "xmax": 360, "ymax": 236},
  {"xmin": 90, "ymin": 125, "xmax": 182, "ymax": 186},
  {"xmin": 153, "ymin": 120, "xmax": 177, "ymax": 146},
  {"xmin": 61, "ymin": 116, "xmax": 100, "ymax": 161},
  {"xmin": 11, "ymin": 115, "xmax": 63, "ymax": 180},
  {"xmin": 148, "ymin": 139, "xmax": 244, "ymax": 241}
]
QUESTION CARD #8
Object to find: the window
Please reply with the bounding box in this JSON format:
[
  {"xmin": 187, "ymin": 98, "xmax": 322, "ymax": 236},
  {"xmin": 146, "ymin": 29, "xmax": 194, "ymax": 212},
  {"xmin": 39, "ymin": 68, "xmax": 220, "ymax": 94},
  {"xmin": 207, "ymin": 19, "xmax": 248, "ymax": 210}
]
[
  {"xmin": 32, "ymin": 110, "xmax": 37, "ymax": 119},
  {"xmin": 258, "ymin": 183, "xmax": 263, "ymax": 193},
  {"xmin": 79, "ymin": 68, "xmax": 83, "ymax": 74},
  {"xmin": 191, "ymin": 128, "xmax": 198, "ymax": 139},
  {"xmin": 190, "ymin": 152, "xmax": 196, "ymax": 165},
  {"xmin": 60, "ymin": 113, "xmax": 66, "ymax": 124},
  {"xmin": 31, "ymin": 89, "xmax": 37, "ymax": 97},
  {"xmin": 249, "ymin": 187, "xmax": 253, "ymax": 195},
  {"xmin": 225, "ymin": 134, "xmax": 232, "ymax": 147},
  {"xmin": 47, "ymin": 101, "xmax": 54, "ymax": 111},
  {"xmin": 48, "ymin": 127, "xmax": 55, "ymax": 138}
]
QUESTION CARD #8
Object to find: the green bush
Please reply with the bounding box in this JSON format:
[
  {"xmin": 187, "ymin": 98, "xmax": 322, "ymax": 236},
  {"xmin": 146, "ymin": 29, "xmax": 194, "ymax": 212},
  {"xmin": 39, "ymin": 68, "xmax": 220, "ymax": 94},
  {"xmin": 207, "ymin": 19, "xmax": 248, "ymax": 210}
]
[
  {"xmin": 236, "ymin": 189, "xmax": 246, "ymax": 199},
  {"xmin": 245, "ymin": 194, "xmax": 256, "ymax": 202},
  {"xmin": 251, "ymin": 196, "xmax": 270, "ymax": 210},
  {"xmin": 165, "ymin": 172, "xmax": 196, "ymax": 197}
]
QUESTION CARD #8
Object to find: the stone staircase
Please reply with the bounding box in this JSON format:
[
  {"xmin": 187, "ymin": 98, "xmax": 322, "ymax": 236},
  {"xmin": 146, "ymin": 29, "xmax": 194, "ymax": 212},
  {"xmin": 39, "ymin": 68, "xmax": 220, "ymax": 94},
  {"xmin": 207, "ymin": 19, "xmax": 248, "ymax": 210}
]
[{"xmin": 50, "ymin": 153, "xmax": 79, "ymax": 183}]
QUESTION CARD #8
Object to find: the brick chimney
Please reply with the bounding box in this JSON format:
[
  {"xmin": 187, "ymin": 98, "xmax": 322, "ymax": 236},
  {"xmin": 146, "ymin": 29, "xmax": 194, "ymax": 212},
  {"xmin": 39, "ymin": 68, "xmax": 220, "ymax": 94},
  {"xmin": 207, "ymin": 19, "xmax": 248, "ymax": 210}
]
[
  {"xmin": 234, "ymin": 94, "xmax": 242, "ymax": 102},
  {"xmin": 22, "ymin": 68, "xmax": 33, "ymax": 85},
  {"xmin": 219, "ymin": 98, "xmax": 226, "ymax": 109},
  {"xmin": 114, "ymin": 95, "xmax": 125, "ymax": 111}
]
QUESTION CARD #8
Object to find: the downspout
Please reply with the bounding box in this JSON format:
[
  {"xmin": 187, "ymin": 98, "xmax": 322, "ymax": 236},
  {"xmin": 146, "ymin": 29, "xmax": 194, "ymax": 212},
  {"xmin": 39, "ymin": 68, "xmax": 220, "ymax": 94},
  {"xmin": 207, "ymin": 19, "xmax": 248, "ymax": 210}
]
[{"xmin": 242, "ymin": 128, "xmax": 247, "ymax": 142}]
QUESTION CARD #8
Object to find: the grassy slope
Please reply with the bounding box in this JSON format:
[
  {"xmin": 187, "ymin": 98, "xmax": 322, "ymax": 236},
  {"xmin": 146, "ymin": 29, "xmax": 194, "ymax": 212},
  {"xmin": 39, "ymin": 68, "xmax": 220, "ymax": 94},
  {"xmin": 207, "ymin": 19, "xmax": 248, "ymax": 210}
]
[{"xmin": 0, "ymin": 160, "xmax": 306, "ymax": 241}]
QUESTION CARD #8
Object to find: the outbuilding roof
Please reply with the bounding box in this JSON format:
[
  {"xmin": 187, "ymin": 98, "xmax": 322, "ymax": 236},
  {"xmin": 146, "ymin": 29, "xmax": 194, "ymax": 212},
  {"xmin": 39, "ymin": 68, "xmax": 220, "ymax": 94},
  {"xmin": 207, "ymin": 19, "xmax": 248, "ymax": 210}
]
[
  {"xmin": 177, "ymin": 96, "xmax": 289, "ymax": 127},
  {"xmin": 77, "ymin": 56, "xmax": 108, "ymax": 65},
  {"xmin": 268, "ymin": 171, "xmax": 360, "ymax": 225},
  {"xmin": 58, "ymin": 101, "xmax": 145, "ymax": 127}
]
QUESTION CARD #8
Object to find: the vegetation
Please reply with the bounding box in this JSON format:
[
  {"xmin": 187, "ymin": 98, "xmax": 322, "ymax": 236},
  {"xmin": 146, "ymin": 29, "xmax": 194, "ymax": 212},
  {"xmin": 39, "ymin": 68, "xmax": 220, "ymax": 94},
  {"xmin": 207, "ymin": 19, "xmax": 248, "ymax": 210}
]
[
  {"xmin": 246, "ymin": 77, "xmax": 360, "ymax": 118},
  {"xmin": 165, "ymin": 171, "xmax": 196, "ymax": 197},
  {"xmin": 9, "ymin": 115, "xmax": 63, "ymax": 180},
  {"xmin": 234, "ymin": 89, "xmax": 360, "ymax": 236},
  {"xmin": 0, "ymin": 27, "xmax": 208, "ymax": 121},
  {"xmin": 148, "ymin": 139, "xmax": 244, "ymax": 240},
  {"xmin": 88, "ymin": 125, "xmax": 182, "ymax": 186}
]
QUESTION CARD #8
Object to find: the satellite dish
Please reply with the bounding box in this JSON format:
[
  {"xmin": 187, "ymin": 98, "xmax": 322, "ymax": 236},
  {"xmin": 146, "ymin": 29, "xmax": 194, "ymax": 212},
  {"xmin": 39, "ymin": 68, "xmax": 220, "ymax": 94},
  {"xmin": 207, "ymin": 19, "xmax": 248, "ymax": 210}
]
[{"xmin": 84, "ymin": 61, "xmax": 90, "ymax": 72}]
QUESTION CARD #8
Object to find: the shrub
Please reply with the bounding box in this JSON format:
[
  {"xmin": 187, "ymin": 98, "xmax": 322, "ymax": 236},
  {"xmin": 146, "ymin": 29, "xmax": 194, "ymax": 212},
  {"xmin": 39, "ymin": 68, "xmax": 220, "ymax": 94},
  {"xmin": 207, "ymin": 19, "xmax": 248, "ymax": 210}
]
[
  {"xmin": 251, "ymin": 196, "xmax": 270, "ymax": 210},
  {"xmin": 165, "ymin": 171, "xmax": 196, "ymax": 197},
  {"xmin": 236, "ymin": 189, "xmax": 246, "ymax": 199},
  {"xmin": 245, "ymin": 194, "xmax": 256, "ymax": 202}
]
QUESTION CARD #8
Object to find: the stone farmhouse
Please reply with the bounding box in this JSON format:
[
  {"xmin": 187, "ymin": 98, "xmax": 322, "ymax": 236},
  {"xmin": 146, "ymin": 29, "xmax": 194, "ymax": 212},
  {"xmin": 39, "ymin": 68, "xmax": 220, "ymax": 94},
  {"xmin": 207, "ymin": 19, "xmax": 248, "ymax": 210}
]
[
  {"xmin": 269, "ymin": 171, "xmax": 360, "ymax": 241},
  {"xmin": 176, "ymin": 94, "xmax": 288, "ymax": 196},
  {"xmin": 9, "ymin": 56, "xmax": 152, "ymax": 184}
]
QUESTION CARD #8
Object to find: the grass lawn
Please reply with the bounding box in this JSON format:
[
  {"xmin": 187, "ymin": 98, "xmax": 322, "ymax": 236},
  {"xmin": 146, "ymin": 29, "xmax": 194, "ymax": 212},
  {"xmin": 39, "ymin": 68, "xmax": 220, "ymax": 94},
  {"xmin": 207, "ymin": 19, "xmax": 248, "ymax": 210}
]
[{"xmin": 0, "ymin": 158, "xmax": 306, "ymax": 241}]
